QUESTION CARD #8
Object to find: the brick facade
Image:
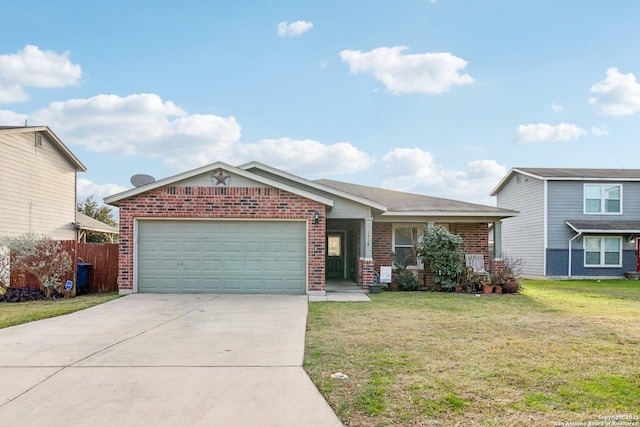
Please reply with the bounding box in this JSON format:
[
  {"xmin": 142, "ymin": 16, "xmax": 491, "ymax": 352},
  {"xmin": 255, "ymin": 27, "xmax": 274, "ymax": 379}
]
[
  {"xmin": 370, "ymin": 222, "xmax": 490, "ymax": 287},
  {"xmin": 358, "ymin": 258, "xmax": 375, "ymax": 288},
  {"xmin": 117, "ymin": 186, "xmax": 325, "ymax": 293},
  {"xmin": 372, "ymin": 222, "xmax": 392, "ymax": 274},
  {"xmin": 449, "ymin": 223, "xmax": 490, "ymax": 270}
]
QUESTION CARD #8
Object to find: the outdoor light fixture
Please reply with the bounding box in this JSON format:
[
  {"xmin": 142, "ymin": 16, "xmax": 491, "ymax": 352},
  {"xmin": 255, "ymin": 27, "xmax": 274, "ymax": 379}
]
[{"xmin": 313, "ymin": 210, "xmax": 320, "ymax": 224}]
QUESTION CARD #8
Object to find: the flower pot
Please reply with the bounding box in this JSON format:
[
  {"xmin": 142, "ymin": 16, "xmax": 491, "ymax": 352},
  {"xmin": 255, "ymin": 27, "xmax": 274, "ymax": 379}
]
[
  {"xmin": 625, "ymin": 271, "xmax": 640, "ymax": 280},
  {"xmin": 494, "ymin": 284, "xmax": 503, "ymax": 294},
  {"xmin": 389, "ymin": 282, "xmax": 400, "ymax": 292},
  {"xmin": 368, "ymin": 284, "xmax": 382, "ymax": 294},
  {"xmin": 482, "ymin": 283, "xmax": 494, "ymax": 294},
  {"xmin": 454, "ymin": 285, "xmax": 463, "ymax": 293},
  {"xmin": 503, "ymin": 280, "xmax": 519, "ymax": 294}
]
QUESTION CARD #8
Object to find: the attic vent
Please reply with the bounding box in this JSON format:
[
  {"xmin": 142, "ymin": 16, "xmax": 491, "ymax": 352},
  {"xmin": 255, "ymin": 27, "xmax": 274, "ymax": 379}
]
[
  {"xmin": 516, "ymin": 173, "xmax": 521, "ymax": 183},
  {"xmin": 35, "ymin": 134, "xmax": 42, "ymax": 148}
]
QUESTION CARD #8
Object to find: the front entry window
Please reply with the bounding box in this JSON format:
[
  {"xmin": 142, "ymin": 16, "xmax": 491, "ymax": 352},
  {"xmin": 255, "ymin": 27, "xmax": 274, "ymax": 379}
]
[
  {"xmin": 326, "ymin": 233, "xmax": 345, "ymax": 279},
  {"xmin": 328, "ymin": 235, "xmax": 341, "ymax": 257}
]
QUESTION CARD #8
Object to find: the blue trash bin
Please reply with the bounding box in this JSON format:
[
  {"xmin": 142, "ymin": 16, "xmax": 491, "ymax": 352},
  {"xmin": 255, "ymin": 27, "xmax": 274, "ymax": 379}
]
[{"xmin": 76, "ymin": 263, "xmax": 92, "ymax": 292}]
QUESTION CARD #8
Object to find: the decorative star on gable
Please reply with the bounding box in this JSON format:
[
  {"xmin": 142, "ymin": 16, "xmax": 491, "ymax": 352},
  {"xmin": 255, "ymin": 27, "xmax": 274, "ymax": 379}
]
[{"xmin": 211, "ymin": 169, "xmax": 231, "ymax": 187}]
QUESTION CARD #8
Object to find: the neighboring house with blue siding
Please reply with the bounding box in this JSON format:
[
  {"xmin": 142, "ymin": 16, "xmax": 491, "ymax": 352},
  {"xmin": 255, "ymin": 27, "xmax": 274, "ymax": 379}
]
[{"xmin": 491, "ymin": 168, "xmax": 640, "ymax": 278}]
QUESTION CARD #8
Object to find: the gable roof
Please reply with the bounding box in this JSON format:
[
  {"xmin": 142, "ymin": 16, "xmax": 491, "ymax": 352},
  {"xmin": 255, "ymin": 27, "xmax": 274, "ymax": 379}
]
[
  {"xmin": 104, "ymin": 161, "xmax": 335, "ymax": 207},
  {"xmin": 491, "ymin": 167, "xmax": 640, "ymax": 196},
  {"xmin": 0, "ymin": 126, "xmax": 86, "ymax": 171},
  {"xmin": 239, "ymin": 161, "xmax": 387, "ymax": 212},
  {"xmin": 317, "ymin": 179, "xmax": 517, "ymax": 218}
]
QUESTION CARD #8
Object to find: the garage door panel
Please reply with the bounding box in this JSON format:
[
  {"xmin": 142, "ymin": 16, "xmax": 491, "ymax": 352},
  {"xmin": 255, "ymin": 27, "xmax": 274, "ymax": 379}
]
[{"xmin": 138, "ymin": 220, "xmax": 306, "ymax": 294}]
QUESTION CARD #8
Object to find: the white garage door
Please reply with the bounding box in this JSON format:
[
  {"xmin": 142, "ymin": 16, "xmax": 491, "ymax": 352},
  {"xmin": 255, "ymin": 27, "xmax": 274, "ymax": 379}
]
[{"xmin": 137, "ymin": 220, "xmax": 306, "ymax": 294}]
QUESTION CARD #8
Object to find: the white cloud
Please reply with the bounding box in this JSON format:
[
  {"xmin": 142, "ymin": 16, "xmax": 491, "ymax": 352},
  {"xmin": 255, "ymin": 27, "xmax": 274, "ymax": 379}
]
[
  {"xmin": 29, "ymin": 93, "xmax": 242, "ymax": 170},
  {"xmin": 589, "ymin": 68, "xmax": 640, "ymax": 116},
  {"xmin": 591, "ymin": 123, "xmax": 609, "ymax": 137},
  {"xmin": 234, "ymin": 138, "xmax": 374, "ymax": 176},
  {"xmin": 381, "ymin": 148, "xmax": 506, "ymax": 204},
  {"xmin": 0, "ymin": 109, "xmax": 27, "ymax": 125},
  {"xmin": 339, "ymin": 46, "xmax": 474, "ymax": 95},
  {"xmin": 10, "ymin": 92, "xmax": 371, "ymax": 177},
  {"xmin": 551, "ymin": 101, "xmax": 564, "ymax": 112},
  {"xmin": 277, "ymin": 21, "xmax": 314, "ymax": 37},
  {"xmin": 0, "ymin": 82, "xmax": 29, "ymax": 104},
  {"xmin": 0, "ymin": 45, "xmax": 82, "ymax": 103},
  {"xmin": 515, "ymin": 122, "xmax": 588, "ymax": 144},
  {"xmin": 77, "ymin": 178, "xmax": 128, "ymax": 203}
]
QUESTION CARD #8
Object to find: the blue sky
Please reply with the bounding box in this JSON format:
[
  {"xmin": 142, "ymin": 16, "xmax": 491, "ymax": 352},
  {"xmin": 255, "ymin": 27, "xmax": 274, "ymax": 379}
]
[{"xmin": 2, "ymin": 0, "xmax": 640, "ymax": 207}]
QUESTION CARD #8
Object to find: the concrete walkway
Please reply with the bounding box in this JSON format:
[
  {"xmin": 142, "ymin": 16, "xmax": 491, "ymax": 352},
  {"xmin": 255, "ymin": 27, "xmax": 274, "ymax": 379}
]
[{"xmin": 0, "ymin": 294, "xmax": 342, "ymax": 427}]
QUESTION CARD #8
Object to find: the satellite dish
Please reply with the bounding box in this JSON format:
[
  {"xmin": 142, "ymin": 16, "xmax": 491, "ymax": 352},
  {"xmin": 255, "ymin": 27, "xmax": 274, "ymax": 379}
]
[{"xmin": 130, "ymin": 174, "xmax": 156, "ymax": 187}]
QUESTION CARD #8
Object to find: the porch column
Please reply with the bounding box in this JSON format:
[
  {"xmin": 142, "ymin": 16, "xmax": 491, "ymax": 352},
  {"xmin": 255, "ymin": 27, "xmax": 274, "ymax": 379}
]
[
  {"xmin": 363, "ymin": 217, "xmax": 373, "ymax": 258},
  {"xmin": 357, "ymin": 217, "xmax": 374, "ymax": 289},
  {"xmin": 493, "ymin": 220, "xmax": 502, "ymax": 259}
]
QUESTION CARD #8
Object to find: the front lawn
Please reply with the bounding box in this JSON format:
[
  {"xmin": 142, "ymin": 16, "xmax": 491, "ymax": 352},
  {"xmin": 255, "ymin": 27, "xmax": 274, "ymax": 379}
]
[
  {"xmin": 0, "ymin": 293, "xmax": 121, "ymax": 329},
  {"xmin": 304, "ymin": 280, "xmax": 640, "ymax": 426}
]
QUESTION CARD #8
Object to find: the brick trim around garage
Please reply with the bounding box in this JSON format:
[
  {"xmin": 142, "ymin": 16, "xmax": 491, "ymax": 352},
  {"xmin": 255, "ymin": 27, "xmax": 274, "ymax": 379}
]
[{"xmin": 116, "ymin": 186, "xmax": 326, "ymax": 293}]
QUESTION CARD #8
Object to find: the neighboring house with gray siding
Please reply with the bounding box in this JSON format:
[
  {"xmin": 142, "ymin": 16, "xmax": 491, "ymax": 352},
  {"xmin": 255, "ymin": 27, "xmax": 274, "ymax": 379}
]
[
  {"xmin": 491, "ymin": 168, "xmax": 640, "ymax": 278},
  {"xmin": 0, "ymin": 126, "xmax": 86, "ymax": 240}
]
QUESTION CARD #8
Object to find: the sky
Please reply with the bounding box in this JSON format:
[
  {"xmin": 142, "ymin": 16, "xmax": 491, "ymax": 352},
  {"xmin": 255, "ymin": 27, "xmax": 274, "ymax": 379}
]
[{"xmin": 2, "ymin": 0, "xmax": 640, "ymax": 209}]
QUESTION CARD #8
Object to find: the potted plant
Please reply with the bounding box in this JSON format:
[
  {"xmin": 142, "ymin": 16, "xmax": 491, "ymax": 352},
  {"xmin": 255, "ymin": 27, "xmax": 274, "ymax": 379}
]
[
  {"xmin": 492, "ymin": 256, "xmax": 522, "ymax": 294},
  {"xmin": 482, "ymin": 273, "xmax": 494, "ymax": 294}
]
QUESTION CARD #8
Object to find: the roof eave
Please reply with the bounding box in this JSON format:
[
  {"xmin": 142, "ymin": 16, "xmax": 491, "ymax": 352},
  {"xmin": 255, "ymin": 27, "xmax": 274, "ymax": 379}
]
[
  {"xmin": 565, "ymin": 221, "xmax": 640, "ymax": 234},
  {"xmin": 382, "ymin": 210, "xmax": 518, "ymax": 218}
]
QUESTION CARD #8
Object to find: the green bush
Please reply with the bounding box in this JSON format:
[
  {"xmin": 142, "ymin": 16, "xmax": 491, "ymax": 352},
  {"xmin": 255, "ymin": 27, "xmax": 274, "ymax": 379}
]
[{"xmin": 418, "ymin": 226, "xmax": 464, "ymax": 290}]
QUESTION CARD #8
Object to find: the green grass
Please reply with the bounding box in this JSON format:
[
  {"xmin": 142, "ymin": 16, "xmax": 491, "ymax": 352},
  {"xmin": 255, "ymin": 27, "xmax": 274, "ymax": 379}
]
[
  {"xmin": 0, "ymin": 293, "xmax": 121, "ymax": 329},
  {"xmin": 304, "ymin": 280, "xmax": 640, "ymax": 426}
]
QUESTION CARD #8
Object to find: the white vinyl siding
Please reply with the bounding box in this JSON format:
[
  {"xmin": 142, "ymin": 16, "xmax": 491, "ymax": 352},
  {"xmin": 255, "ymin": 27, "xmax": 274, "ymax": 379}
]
[
  {"xmin": 0, "ymin": 131, "xmax": 77, "ymax": 239},
  {"xmin": 584, "ymin": 184, "xmax": 622, "ymax": 214},
  {"xmin": 496, "ymin": 174, "xmax": 545, "ymax": 276},
  {"xmin": 584, "ymin": 236, "xmax": 622, "ymax": 267}
]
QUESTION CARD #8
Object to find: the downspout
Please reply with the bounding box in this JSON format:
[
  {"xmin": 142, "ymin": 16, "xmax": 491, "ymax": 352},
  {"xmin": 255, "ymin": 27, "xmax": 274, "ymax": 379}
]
[{"xmin": 568, "ymin": 232, "xmax": 582, "ymax": 279}]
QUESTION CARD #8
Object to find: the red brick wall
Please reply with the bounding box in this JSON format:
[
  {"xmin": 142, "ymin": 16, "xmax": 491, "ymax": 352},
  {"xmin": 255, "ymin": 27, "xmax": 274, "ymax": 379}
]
[
  {"xmin": 117, "ymin": 186, "xmax": 325, "ymax": 292},
  {"xmin": 372, "ymin": 222, "xmax": 392, "ymax": 273},
  {"xmin": 450, "ymin": 223, "xmax": 490, "ymax": 270},
  {"xmin": 358, "ymin": 258, "xmax": 375, "ymax": 289}
]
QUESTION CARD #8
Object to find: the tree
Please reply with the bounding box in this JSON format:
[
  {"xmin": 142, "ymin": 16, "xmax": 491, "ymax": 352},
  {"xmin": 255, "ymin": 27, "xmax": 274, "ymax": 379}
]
[{"xmin": 77, "ymin": 195, "xmax": 118, "ymax": 243}]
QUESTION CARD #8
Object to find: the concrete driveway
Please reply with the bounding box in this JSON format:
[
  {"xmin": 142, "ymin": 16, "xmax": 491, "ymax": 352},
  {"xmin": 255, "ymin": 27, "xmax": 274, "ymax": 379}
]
[{"xmin": 0, "ymin": 294, "xmax": 342, "ymax": 427}]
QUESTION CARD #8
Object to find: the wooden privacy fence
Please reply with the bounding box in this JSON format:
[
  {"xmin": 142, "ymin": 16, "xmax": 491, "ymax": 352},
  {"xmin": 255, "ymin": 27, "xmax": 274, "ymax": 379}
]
[{"xmin": 10, "ymin": 241, "xmax": 119, "ymax": 293}]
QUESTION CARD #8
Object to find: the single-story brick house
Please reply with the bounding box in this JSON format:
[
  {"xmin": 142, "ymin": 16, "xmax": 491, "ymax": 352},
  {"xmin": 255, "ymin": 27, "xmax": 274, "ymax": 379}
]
[{"xmin": 104, "ymin": 161, "xmax": 517, "ymax": 295}]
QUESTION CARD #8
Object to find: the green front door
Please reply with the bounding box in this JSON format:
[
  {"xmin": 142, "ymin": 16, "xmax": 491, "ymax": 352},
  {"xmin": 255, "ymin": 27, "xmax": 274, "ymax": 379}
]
[{"xmin": 326, "ymin": 232, "xmax": 344, "ymax": 279}]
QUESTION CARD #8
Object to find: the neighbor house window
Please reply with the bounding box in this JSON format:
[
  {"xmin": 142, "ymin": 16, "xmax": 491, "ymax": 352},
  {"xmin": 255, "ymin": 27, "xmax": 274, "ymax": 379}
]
[
  {"xmin": 584, "ymin": 184, "xmax": 622, "ymax": 214},
  {"xmin": 393, "ymin": 225, "xmax": 424, "ymax": 267},
  {"xmin": 584, "ymin": 236, "xmax": 622, "ymax": 267}
]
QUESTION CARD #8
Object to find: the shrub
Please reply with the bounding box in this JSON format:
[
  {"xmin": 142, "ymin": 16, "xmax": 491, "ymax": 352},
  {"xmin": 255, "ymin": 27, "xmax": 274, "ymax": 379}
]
[
  {"xmin": 1, "ymin": 234, "xmax": 73, "ymax": 299},
  {"xmin": 418, "ymin": 226, "xmax": 464, "ymax": 290},
  {"xmin": 0, "ymin": 287, "xmax": 64, "ymax": 303},
  {"xmin": 391, "ymin": 252, "xmax": 419, "ymax": 291}
]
